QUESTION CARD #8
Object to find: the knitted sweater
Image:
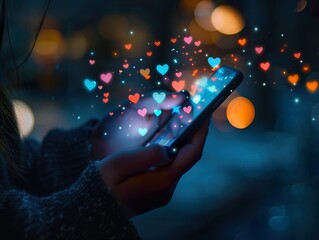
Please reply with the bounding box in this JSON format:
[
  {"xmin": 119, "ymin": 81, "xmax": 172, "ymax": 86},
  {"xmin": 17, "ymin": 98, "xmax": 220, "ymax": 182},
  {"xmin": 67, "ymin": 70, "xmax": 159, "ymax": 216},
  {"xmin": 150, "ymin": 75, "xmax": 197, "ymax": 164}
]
[{"xmin": 0, "ymin": 120, "xmax": 140, "ymax": 239}]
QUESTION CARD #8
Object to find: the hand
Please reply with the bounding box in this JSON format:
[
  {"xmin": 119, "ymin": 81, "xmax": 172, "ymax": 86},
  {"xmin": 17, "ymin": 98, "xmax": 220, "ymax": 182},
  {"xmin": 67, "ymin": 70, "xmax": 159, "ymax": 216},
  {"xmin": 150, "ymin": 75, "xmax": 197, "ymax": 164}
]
[
  {"xmin": 90, "ymin": 91, "xmax": 188, "ymax": 160},
  {"xmin": 98, "ymin": 120, "xmax": 209, "ymax": 218}
]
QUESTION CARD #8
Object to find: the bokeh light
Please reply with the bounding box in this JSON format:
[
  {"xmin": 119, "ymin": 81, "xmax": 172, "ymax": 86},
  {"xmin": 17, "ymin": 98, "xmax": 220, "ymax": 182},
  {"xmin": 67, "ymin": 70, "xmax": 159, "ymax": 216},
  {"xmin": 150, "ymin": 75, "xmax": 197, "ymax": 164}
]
[
  {"xmin": 211, "ymin": 5, "xmax": 245, "ymax": 35},
  {"xmin": 189, "ymin": 20, "xmax": 221, "ymax": 44},
  {"xmin": 33, "ymin": 29, "xmax": 65, "ymax": 62},
  {"xmin": 295, "ymin": 0, "xmax": 307, "ymax": 12},
  {"xmin": 12, "ymin": 100, "xmax": 35, "ymax": 138},
  {"xmin": 66, "ymin": 33, "xmax": 87, "ymax": 59},
  {"xmin": 99, "ymin": 14, "xmax": 128, "ymax": 40},
  {"xmin": 194, "ymin": 1, "xmax": 216, "ymax": 31},
  {"xmin": 226, "ymin": 97, "xmax": 255, "ymax": 129}
]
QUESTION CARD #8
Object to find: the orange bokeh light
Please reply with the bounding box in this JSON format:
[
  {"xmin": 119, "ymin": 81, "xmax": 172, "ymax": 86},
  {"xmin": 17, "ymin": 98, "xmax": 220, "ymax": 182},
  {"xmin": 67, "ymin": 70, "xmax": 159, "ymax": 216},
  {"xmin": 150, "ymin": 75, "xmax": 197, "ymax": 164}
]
[
  {"xmin": 211, "ymin": 5, "xmax": 245, "ymax": 35},
  {"xmin": 227, "ymin": 97, "xmax": 255, "ymax": 129}
]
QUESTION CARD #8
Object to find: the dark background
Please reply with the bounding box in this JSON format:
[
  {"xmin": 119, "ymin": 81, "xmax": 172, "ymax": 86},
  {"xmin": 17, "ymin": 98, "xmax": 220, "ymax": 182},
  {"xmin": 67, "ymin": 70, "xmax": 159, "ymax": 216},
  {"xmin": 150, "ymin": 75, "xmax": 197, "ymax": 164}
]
[{"xmin": 2, "ymin": 0, "xmax": 319, "ymax": 239}]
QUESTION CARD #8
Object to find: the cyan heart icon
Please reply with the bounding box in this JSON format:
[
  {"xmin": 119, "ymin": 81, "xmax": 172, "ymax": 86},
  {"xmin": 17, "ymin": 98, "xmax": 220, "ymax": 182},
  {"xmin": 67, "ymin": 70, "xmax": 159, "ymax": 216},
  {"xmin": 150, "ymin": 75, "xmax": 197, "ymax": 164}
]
[
  {"xmin": 84, "ymin": 79, "xmax": 97, "ymax": 91},
  {"xmin": 154, "ymin": 109, "xmax": 162, "ymax": 117},
  {"xmin": 138, "ymin": 128, "xmax": 148, "ymax": 136},
  {"xmin": 156, "ymin": 64, "xmax": 169, "ymax": 75},
  {"xmin": 152, "ymin": 92, "xmax": 166, "ymax": 104},
  {"xmin": 207, "ymin": 57, "xmax": 221, "ymax": 68}
]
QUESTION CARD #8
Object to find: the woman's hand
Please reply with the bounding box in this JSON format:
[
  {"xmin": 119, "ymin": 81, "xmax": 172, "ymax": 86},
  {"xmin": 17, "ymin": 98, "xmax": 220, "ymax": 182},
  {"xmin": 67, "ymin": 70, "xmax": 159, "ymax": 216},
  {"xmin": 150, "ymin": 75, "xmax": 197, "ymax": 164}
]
[
  {"xmin": 90, "ymin": 91, "xmax": 188, "ymax": 160},
  {"xmin": 98, "ymin": 120, "xmax": 209, "ymax": 218}
]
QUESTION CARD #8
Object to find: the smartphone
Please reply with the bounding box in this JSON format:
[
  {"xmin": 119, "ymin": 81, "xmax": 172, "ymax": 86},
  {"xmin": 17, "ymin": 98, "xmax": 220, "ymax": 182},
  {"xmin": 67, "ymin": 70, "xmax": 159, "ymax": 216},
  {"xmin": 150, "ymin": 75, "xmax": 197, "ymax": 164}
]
[{"xmin": 145, "ymin": 66, "xmax": 243, "ymax": 155}]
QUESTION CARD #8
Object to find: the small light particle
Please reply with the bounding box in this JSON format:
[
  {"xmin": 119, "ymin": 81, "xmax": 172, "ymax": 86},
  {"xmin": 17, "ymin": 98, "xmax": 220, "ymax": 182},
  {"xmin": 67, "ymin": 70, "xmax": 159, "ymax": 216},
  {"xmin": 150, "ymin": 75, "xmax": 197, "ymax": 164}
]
[
  {"xmin": 119, "ymin": 126, "xmax": 122, "ymax": 130},
  {"xmin": 294, "ymin": 98, "xmax": 299, "ymax": 103}
]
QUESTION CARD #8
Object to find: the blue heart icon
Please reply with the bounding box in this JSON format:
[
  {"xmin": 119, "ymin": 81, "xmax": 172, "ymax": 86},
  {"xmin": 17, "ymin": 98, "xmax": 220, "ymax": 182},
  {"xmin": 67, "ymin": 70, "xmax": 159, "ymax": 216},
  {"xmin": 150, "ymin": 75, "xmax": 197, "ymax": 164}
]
[
  {"xmin": 156, "ymin": 64, "xmax": 169, "ymax": 75},
  {"xmin": 154, "ymin": 109, "xmax": 162, "ymax": 117},
  {"xmin": 138, "ymin": 128, "xmax": 148, "ymax": 136},
  {"xmin": 84, "ymin": 79, "xmax": 97, "ymax": 91},
  {"xmin": 152, "ymin": 92, "xmax": 166, "ymax": 104},
  {"xmin": 207, "ymin": 57, "xmax": 221, "ymax": 68}
]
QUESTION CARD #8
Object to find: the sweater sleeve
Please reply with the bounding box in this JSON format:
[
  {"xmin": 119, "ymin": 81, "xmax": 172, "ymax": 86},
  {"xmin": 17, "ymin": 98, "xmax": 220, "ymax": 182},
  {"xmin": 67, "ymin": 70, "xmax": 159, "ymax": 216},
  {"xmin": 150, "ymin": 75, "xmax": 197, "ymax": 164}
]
[
  {"xmin": 25, "ymin": 119, "xmax": 99, "ymax": 195},
  {"xmin": 0, "ymin": 161, "xmax": 140, "ymax": 240}
]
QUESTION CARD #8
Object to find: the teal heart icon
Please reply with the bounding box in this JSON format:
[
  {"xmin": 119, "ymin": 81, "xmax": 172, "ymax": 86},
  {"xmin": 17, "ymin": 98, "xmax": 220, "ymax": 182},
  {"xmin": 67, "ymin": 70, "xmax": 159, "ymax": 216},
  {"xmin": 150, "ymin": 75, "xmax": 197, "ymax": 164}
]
[
  {"xmin": 84, "ymin": 79, "xmax": 97, "ymax": 91},
  {"xmin": 207, "ymin": 57, "xmax": 221, "ymax": 68},
  {"xmin": 156, "ymin": 64, "xmax": 169, "ymax": 75}
]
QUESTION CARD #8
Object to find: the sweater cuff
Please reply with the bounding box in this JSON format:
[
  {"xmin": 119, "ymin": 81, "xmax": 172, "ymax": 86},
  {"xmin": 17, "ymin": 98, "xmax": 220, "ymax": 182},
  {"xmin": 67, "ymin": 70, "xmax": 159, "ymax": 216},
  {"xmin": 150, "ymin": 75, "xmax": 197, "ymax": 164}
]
[
  {"xmin": 36, "ymin": 119, "xmax": 99, "ymax": 194},
  {"xmin": 37, "ymin": 160, "xmax": 140, "ymax": 239}
]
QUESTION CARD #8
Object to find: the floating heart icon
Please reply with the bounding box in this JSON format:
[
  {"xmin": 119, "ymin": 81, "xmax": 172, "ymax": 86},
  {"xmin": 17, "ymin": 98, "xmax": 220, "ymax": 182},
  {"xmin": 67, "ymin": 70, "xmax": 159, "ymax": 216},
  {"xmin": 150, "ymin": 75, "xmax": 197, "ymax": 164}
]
[
  {"xmin": 152, "ymin": 92, "xmax": 166, "ymax": 104},
  {"xmin": 183, "ymin": 106, "xmax": 192, "ymax": 114},
  {"xmin": 171, "ymin": 38, "xmax": 177, "ymax": 43},
  {"xmin": 184, "ymin": 36, "xmax": 193, "ymax": 44},
  {"xmin": 172, "ymin": 80, "xmax": 185, "ymax": 92},
  {"xmin": 154, "ymin": 109, "xmax": 162, "ymax": 117},
  {"xmin": 138, "ymin": 128, "xmax": 148, "ymax": 136},
  {"xmin": 128, "ymin": 93, "xmax": 140, "ymax": 104},
  {"xmin": 89, "ymin": 60, "xmax": 95, "ymax": 65},
  {"xmin": 208, "ymin": 85, "xmax": 217, "ymax": 92},
  {"xmin": 100, "ymin": 73, "xmax": 112, "ymax": 84},
  {"xmin": 287, "ymin": 74, "xmax": 299, "ymax": 85},
  {"xmin": 194, "ymin": 40, "xmax": 201, "ymax": 47},
  {"xmin": 146, "ymin": 51, "xmax": 152, "ymax": 57},
  {"xmin": 208, "ymin": 57, "xmax": 221, "ymax": 68},
  {"xmin": 255, "ymin": 46, "xmax": 263, "ymax": 54},
  {"xmin": 306, "ymin": 80, "xmax": 318, "ymax": 92},
  {"xmin": 123, "ymin": 63, "xmax": 129, "ymax": 69},
  {"xmin": 84, "ymin": 79, "xmax": 96, "ymax": 91},
  {"xmin": 137, "ymin": 108, "xmax": 147, "ymax": 117},
  {"xmin": 175, "ymin": 72, "xmax": 182, "ymax": 78},
  {"xmin": 260, "ymin": 62, "xmax": 270, "ymax": 71},
  {"xmin": 293, "ymin": 52, "xmax": 301, "ymax": 59},
  {"xmin": 156, "ymin": 64, "xmax": 169, "ymax": 75},
  {"xmin": 154, "ymin": 41, "xmax": 161, "ymax": 47},
  {"xmin": 140, "ymin": 68, "xmax": 151, "ymax": 79},
  {"xmin": 125, "ymin": 43, "xmax": 132, "ymax": 50},
  {"xmin": 192, "ymin": 95, "xmax": 201, "ymax": 104},
  {"xmin": 238, "ymin": 38, "xmax": 247, "ymax": 46}
]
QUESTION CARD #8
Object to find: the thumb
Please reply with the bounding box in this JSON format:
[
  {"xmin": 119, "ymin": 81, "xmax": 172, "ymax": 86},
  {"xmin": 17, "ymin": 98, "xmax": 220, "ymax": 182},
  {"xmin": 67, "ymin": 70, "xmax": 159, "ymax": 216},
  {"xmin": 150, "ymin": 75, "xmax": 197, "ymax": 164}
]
[{"xmin": 104, "ymin": 144, "xmax": 170, "ymax": 182}]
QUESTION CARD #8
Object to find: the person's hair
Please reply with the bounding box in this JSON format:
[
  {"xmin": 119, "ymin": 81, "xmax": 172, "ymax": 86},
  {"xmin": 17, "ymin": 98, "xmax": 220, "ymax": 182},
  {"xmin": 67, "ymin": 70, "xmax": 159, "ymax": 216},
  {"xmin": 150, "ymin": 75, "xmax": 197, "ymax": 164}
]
[
  {"xmin": 0, "ymin": 87, "xmax": 24, "ymax": 180},
  {"xmin": 0, "ymin": 0, "xmax": 24, "ymax": 181}
]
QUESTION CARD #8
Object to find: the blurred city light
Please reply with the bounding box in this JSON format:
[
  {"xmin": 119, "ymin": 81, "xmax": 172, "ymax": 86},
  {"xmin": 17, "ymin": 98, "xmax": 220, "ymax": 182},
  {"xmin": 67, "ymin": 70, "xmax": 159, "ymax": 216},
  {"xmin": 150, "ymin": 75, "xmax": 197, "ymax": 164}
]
[
  {"xmin": 194, "ymin": 1, "xmax": 216, "ymax": 31},
  {"xmin": 12, "ymin": 100, "xmax": 35, "ymax": 138},
  {"xmin": 211, "ymin": 5, "xmax": 245, "ymax": 35},
  {"xmin": 33, "ymin": 29, "xmax": 65, "ymax": 63},
  {"xmin": 99, "ymin": 14, "xmax": 128, "ymax": 40},
  {"xmin": 226, "ymin": 96, "xmax": 255, "ymax": 129},
  {"xmin": 66, "ymin": 32, "xmax": 88, "ymax": 59}
]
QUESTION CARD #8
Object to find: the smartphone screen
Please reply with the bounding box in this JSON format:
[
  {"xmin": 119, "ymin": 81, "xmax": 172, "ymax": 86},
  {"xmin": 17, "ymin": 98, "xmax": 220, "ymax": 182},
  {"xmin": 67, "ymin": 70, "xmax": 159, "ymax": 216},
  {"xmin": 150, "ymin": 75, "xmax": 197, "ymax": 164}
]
[{"xmin": 146, "ymin": 66, "xmax": 243, "ymax": 149}]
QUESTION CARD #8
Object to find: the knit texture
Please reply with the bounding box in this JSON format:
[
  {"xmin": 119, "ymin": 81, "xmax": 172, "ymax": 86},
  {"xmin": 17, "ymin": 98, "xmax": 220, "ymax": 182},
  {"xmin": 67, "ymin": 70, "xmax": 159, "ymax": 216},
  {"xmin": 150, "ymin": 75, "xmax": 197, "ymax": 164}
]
[{"xmin": 0, "ymin": 120, "xmax": 140, "ymax": 239}]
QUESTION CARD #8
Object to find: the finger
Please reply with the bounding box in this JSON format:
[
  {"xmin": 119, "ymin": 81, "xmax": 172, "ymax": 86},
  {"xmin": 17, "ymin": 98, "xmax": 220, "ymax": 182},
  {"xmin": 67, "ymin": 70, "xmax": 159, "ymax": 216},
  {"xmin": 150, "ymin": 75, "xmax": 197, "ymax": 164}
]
[
  {"xmin": 108, "ymin": 144, "xmax": 169, "ymax": 181},
  {"xmin": 169, "ymin": 119, "xmax": 210, "ymax": 177}
]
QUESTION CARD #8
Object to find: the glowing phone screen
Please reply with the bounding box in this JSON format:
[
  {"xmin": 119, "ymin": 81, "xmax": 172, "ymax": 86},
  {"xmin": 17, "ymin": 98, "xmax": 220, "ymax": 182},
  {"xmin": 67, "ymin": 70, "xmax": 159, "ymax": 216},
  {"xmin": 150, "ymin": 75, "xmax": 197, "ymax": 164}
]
[{"xmin": 146, "ymin": 67, "xmax": 239, "ymax": 147}]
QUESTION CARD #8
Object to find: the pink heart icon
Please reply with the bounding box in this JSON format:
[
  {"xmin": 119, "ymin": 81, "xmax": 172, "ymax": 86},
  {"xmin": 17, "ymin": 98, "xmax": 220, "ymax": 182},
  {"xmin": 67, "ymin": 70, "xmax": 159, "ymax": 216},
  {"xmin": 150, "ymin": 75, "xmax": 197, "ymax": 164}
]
[
  {"xmin": 183, "ymin": 106, "xmax": 192, "ymax": 114},
  {"xmin": 100, "ymin": 73, "xmax": 112, "ymax": 84},
  {"xmin": 175, "ymin": 72, "xmax": 182, "ymax": 78},
  {"xmin": 194, "ymin": 41, "xmax": 201, "ymax": 47},
  {"xmin": 255, "ymin": 46, "xmax": 264, "ymax": 54},
  {"xmin": 137, "ymin": 108, "xmax": 147, "ymax": 117},
  {"xmin": 184, "ymin": 36, "xmax": 193, "ymax": 44}
]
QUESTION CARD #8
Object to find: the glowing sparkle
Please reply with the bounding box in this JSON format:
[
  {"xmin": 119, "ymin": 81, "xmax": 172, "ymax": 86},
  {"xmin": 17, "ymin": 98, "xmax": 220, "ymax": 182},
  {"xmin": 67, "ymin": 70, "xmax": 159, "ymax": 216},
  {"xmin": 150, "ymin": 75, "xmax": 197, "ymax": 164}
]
[
  {"xmin": 77, "ymin": 116, "xmax": 81, "ymax": 119},
  {"xmin": 312, "ymin": 118, "xmax": 316, "ymax": 121},
  {"xmin": 172, "ymin": 106, "xmax": 180, "ymax": 114},
  {"xmin": 173, "ymin": 59, "xmax": 178, "ymax": 63},
  {"xmin": 90, "ymin": 52, "xmax": 94, "ymax": 56},
  {"xmin": 263, "ymin": 82, "xmax": 266, "ymax": 86},
  {"xmin": 104, "ymin": 132, "xmax": 107, "ymax": 136},
  {"xmin": 281, "ymin": 33, "xmax": 284, "ymax": 37},
  {"xmin": 122, "ymin": 80, "xmax": 125, "ymax": 84},
  {"xmin": 119, "ymin": 126, "xmax": 122, "ymax": 130},
  {"xmin": 248, "ymin": 62, "xmax": 252, "ymax": 66},
  {"xmin": 254, "ymin": 27, "xmax": 259, "ymax": 31},
  {"xmin": 130, "ymin": 31, "xmax": 134, "ymax": 35},
  {"xmin": 294, "ymin": 98, "xmax": 299, "ymax": 103}
]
